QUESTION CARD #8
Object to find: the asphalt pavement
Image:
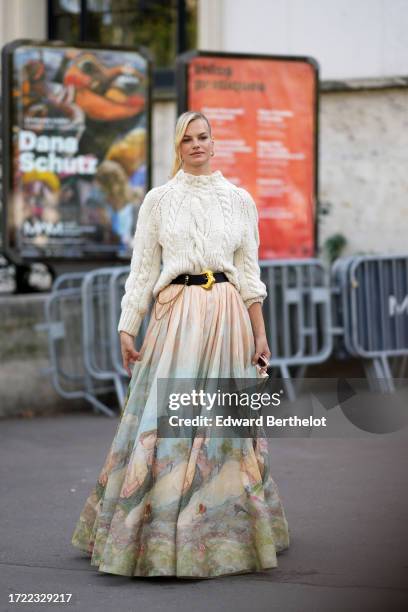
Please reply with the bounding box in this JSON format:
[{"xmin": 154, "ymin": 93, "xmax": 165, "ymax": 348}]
[{"xmin": 1, "ymin": 412, "xmax": 407, "ymax": 612}]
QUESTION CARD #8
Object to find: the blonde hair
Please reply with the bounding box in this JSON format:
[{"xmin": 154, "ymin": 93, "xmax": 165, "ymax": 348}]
[{"xmin": 170, "ymin": 111, "xmax": 212, "ymax": 178}]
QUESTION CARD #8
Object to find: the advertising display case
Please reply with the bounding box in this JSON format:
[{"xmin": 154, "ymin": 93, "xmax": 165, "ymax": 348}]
[
  {"xmin": 176, "ymin": 50, "xmax": 319, "ymax": 259},
  {"xmin": 1, "ymin": 39, "xmax": 152, "ymax": 265}
]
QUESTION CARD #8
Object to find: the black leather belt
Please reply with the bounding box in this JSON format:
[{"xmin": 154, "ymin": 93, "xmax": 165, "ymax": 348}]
[{"xmin": 170, "ymin": 270, "xmax": 229, "ymax": 290}]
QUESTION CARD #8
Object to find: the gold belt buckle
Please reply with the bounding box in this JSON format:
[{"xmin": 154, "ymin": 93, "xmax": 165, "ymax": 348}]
[{"xmin": 201, "ymin": 269, "xmax": 215, "ymax": 290}]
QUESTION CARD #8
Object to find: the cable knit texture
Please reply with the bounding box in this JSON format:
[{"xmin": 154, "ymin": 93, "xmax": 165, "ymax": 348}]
[{"xmin": 117, "ymin": 168, "xmax": 267, "ymax": 336}]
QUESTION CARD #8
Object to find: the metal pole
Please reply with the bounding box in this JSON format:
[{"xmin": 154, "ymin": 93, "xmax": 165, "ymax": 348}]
[
  {"xmin": 80, "ymin": 0, "xmax": 88, "ymax": 42},
  {"xmin": 47, "ymin": 0, "xmax": 55, "ymax": 40},
  {"xmin": 177, "ymin": 0, "xmax": 187, "ymax": 54}
]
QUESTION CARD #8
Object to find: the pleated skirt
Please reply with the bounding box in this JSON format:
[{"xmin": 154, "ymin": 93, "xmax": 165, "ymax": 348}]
[{"xmin": 71, "ymin": 281, "xmax": 290, "ymax": 578}]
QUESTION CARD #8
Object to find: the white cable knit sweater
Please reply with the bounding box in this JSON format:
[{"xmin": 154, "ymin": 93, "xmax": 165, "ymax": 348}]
[{"xmin": 117, "ymin": 168, "xmax": 267, "ymax": 336}]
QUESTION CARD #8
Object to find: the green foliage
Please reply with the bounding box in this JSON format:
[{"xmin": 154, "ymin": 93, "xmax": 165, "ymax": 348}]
[
  {"xmin": 322, "ymin": 233, "xmax": 347, "ymax": 263},
  {"xmin": 53, "ymin": 0, "xmax": 198, "ymax": 69}
]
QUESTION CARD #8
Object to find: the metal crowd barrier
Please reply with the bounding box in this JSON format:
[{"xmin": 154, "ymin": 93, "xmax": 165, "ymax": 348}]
[
  {"xmin": 37, "ymin": 259, "xmax": 334, "ymax": 413},
  {"xmin": 260, "ymin": 259, "xmax": 333, "ymax": 399},
  {"xmin": 36, "ymin": 266, "xmax": 153, "ymax": 415},
  {"xmin": 35, "ymin": 271, "xmax": 118, "ymax": 416},
  {"xmin": 81, "ymin": 266, "xmax": 152, "ymax": 409},
  {"xmin": 331, "ymin": 254, "xmax": 408, "ymax": 392},
  {"xmin": 36, "ymin": 254, "xmax": 408, "ymax": 414},
  {"xmin": 107, "ymin": 266, "xmax": 152, "ymax": 380}
]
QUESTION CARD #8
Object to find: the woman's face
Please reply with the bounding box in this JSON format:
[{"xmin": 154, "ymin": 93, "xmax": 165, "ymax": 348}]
[{"xmin": 179, "ymin": 118, "xmax": 214, "ymax": 174}]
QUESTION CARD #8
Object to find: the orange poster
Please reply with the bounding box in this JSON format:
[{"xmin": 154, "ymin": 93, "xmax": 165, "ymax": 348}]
[{"xmin": 185, "ymin": 54, "xmax": 317, "ymax": 259}]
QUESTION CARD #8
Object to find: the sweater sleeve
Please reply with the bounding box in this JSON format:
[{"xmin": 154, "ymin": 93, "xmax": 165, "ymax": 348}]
[
  {"xmin": 233, "ymin": 189, "xmax": 267, "ymax": 308},
  {"xmin": 117, "ymin": 189, "xmax": 162, "ymax": 336}
]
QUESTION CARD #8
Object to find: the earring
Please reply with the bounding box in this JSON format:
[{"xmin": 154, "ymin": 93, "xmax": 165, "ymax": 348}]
[{"xmin": 210, "ymin": 151, "xmax": 214, "ymax": 157}]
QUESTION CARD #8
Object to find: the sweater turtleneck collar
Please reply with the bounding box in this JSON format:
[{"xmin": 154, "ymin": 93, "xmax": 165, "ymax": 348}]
[{"xmin": 174, "ymin": 168, "xmax": 224, "ymax": 187}]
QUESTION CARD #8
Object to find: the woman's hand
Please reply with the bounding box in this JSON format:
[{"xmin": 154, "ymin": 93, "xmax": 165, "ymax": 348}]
[
  {"xmin": 119, "ymin": 331, "xmax": 142, "ymax": 376},
  {"xmin": 252, "ymin": 333, "xmax": 271, "ymax": 375},
  {"xmin": 247, "ymin": 303, "xmax": 270, "ymax": 374}
]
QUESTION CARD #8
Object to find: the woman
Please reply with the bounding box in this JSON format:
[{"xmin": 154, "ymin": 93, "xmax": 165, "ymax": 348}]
[{"xmin": 71, "ymin": 111, "xmax": 290, "ymax": 578}]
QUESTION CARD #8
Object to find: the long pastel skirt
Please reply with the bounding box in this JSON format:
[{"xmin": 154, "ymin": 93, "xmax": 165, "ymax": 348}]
[{"xmin": 71, "ymin": 281, "xmax": 290, "ymax": 578}]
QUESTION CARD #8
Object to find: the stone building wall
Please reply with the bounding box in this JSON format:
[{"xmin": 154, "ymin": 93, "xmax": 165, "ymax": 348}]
[{"xmin": 319, "ymin": 81, "xmax": 408, "ymax": 257}]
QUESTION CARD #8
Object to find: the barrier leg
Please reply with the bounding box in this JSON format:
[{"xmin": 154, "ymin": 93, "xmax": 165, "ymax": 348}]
[
  {"xmin": 363, "ymin": 359, "xmax": 383, "ymax": 393},
  {"xmin": 380, "ymin": 355, "xmax": 395, "ymax": 393},
  {"xmin": 280, "ymin": 363, "xmax": 296, "ymax": 402}
]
